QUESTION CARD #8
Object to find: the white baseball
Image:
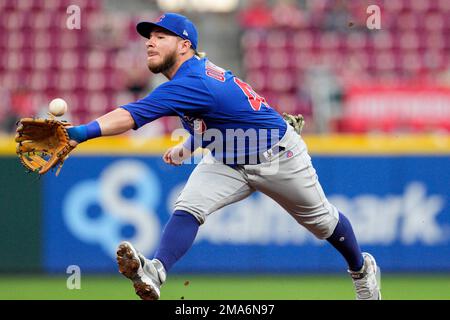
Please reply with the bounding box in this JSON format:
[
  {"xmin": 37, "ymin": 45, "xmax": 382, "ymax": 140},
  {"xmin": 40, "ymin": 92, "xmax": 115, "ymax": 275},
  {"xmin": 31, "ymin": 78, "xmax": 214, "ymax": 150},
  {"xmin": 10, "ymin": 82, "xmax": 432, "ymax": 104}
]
[{"xmin": 49, "ymin": 98, "xmax": 68, "ymax": 116}]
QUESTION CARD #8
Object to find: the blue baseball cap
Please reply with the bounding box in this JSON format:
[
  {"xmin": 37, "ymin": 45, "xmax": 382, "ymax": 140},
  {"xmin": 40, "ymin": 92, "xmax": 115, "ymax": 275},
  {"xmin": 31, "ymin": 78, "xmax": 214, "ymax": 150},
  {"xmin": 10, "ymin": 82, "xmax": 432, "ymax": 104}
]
[{"xmin": 136, "ymin": 13, "xmax": 198, "ymax": 50}]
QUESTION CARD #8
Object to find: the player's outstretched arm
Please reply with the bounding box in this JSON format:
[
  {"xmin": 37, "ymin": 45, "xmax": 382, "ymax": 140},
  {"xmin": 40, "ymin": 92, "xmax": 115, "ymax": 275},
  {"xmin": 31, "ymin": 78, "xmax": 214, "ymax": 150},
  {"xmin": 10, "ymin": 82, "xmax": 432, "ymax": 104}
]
[
  {"xmin": 67, "ymin": 108, "xmax": 135, "ymax": 145},
  {"xmin": 96, "ymin": 108, "xmax": 135, "ymax": 136}
]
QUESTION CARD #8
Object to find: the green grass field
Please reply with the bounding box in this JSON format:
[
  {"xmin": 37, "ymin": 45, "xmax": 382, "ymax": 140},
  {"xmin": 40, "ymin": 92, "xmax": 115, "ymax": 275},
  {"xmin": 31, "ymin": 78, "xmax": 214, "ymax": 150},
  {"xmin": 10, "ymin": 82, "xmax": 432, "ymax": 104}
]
[{"xmin": 0, "ymin": 274, "xmax": 449, "ymax": 300}]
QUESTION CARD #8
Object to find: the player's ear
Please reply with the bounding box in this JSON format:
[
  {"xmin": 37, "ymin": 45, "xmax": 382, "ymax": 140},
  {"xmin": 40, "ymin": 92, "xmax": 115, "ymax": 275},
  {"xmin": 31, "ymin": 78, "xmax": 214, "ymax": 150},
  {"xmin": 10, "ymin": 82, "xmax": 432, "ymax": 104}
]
[{"xmin": 179, "ymin": 39, "xmax": 192, "ymax": 54}]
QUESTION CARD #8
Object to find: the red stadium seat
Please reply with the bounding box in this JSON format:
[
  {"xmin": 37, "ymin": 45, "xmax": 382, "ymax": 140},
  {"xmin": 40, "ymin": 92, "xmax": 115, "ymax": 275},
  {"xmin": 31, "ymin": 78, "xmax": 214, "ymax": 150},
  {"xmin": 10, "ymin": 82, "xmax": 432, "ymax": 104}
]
[
  {"xmin": 426, "ymin": 33, "xmax": 445, "ymax": 51},
  {"xmin": 266, "ymin": 30, "xmax": 288, "ymax": 50},
  {"xmin": 6, "ymin": 50, "xmax": 24, "ymax": 71},
  {"xmin": 43, "ymin": 0, "xmax": 60, "ymax": 11},
  {"xmin": 293, "ymin": 51, "xmax": 313, "ymax": 71},
  {"xmin": 59, "ymin": 92, "xmax": 80, "ymax": 112},
  {"xmin": 5, "ymin": 12, "xmax": 23, "ymax": 30},
  {"xmin": 346, "ymin": 32, "xmax": 368, "ymax": 51},
  {"xmin": 6, "ymin": 31, "xmax": 24, "ymax": 50},
  {"xmin": 267, "ymin": 49, "xmax": 290, "ymax": 70},
  {"xmin": 372, "ymin": 32, "xmax": 394, "ymax": 51},
  {"xmin": 113, "ymin": 91, "xmax": 135, "ymax": 107},
  {"xmin": 33, "ymin": 31, "xmax": 52, "ymax": 50},
  {"xmin": 30, "ymin": 72, "xmax": 48, "ymax": 91},
  {"xmin": 397, "ymin": 12, "xmax": 419, "ymax": 31},
  {"xmin": 411, "ymin": 0, "xmax": 429, "ymax": 12},
  {"xmin": 104, "ymin": 70, "xmax": 124, "ymax": 91},
  {"xmin": 424, "ymin": 50, "xmax": 445, "ymax": 70},
  {"xmin": 30, "ymin": 0, "xmax": 45, "ymax": 11},
  {"xmin": 399, "ymin": 32, "xmax": 420, "ymax": 51},
  {"xmin": 243, "ymin": 50, "xmax": 265, "ymax": 70},
  {"xmin": 60, "ymin": 31, "xmax": 82, "ymax": 50},
  {"xmin": 375, "ymin": 51, "xmax": 396, "ymax": 72},
  {"xmin": 384, "ymin": 0, "xmax": 404, "ymax": 13},
  {"xmin": 0, "ymin": 52, "xmax": 4, "ymax": 72},
  {"xmin": 438, "ymin": 0, "xmax": 450, "ymax": 11},
  {"xmin": 59, "ymin": 0, "xmax": 77, "ymax": 10},
  {"xmin": 276, "ymin": 94, "xmax": 297, "ymax": 114},
  {"xmin": 87, "ymin": 91, "xmax": 109, "ymax": 113},
  {"xmin": 293, "ymin": 31, "xmax": 314, "ymax": 51},
  {"xmin": 59, "ymin": 50, "xmax": 80, "ymax": 70},
  {"xmin": 46, "ymin": 73, "xmax": 62, "ymax": 91},
  {"xmin": 241, "ymin": 30, "xmax": 264, "ymax": 50},
  {"xmin": 31, "ymin": 12, "xmax": 52, "ymax": 30},
  {"xmin": 1, "ymin": 0, "xmax": 16, "ymax": 12},
  {"xmin": 319, "ymin": 32, "xmax": 340, "ymax": 51},
  {"xmin": 87, "ymin": 50, "xmax": 107, "ymax": 69},
  {"xmin": 1, "ymin": 72, "xmax": 14, "ymax": 89},
  {"xmin": 424, "ymin": 12, "xmax": 445, "ymax": 32},
  {"xmin": 33, "ymin": 50, "xmax": 52, "ymax": 70},
  {"xmin": 86, "ymin": 0, "xmax": 103, "ymax": 11},
  {"xmin": 268, "ymin": 70, "xmax": 295, "ymax": 93},
  {"xmin": 245, "ymin": 70, "xmax": 267, "ymax": 92},
  {"xmin": 86, "ymin": 71, "xmax": 106, "ymax": 91},
  {"xmin": 57, "ymin": 72, "xmax": 78, "ymax": 91}
]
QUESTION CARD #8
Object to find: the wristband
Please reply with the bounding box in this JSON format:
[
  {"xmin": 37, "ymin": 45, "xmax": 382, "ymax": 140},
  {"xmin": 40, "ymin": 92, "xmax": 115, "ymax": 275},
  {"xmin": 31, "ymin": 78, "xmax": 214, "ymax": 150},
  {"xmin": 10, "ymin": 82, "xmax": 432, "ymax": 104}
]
[{"xmin": 67, "ymin": 121, "xmax": 102, "ymax": 143}]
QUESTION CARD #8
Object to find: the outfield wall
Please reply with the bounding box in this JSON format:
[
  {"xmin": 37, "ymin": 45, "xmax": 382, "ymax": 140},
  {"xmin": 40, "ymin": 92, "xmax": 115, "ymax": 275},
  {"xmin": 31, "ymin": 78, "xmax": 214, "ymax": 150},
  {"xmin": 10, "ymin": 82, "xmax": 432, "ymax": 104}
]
[{"xmin": 1, "ymin": 134, "xmax": 449, "ymax": 273}]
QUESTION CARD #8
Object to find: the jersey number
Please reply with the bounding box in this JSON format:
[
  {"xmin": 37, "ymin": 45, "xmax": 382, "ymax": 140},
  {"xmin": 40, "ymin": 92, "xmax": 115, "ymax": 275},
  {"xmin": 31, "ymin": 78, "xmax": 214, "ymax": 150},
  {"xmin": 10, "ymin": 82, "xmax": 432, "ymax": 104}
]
[{"xmin": 234, "ymin": 77, "xmax": 267, "ymax": 111}]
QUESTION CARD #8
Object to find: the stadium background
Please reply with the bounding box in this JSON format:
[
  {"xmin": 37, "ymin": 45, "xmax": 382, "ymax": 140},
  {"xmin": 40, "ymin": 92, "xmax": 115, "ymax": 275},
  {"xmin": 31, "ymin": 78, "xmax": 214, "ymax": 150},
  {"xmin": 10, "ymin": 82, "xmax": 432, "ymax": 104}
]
[{"xmin": 0, "ymin": 0, "xmax": 449, "ymax": 299}]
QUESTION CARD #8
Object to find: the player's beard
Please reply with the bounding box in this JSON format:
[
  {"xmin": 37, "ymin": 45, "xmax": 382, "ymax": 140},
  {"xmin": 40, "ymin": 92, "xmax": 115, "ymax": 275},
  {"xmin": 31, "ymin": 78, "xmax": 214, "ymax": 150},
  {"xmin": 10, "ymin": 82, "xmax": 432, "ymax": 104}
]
[{"xmin": 147, "ymin": 50, "xmax": 177, "ymax": 74}]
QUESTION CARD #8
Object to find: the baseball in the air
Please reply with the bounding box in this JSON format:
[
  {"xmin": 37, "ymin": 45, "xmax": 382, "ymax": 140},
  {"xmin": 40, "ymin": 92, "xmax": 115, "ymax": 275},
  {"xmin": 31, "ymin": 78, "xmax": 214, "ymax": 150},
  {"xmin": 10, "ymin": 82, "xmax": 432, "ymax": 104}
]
[{"xmin": 48, "ymin": 98, "xmax": 68, "ymax": 116}]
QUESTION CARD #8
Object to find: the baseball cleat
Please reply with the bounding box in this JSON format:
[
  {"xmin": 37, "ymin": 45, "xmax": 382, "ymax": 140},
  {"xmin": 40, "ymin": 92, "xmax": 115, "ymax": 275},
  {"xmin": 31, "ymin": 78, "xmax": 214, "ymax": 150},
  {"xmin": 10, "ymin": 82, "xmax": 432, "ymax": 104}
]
[
  {"xmin": 116, "ymin": 241, "xmax": 166, "ymax": 300},
  {"xmin": 349, "ymin": 252, "xmax": 381, "ymax": 300}
]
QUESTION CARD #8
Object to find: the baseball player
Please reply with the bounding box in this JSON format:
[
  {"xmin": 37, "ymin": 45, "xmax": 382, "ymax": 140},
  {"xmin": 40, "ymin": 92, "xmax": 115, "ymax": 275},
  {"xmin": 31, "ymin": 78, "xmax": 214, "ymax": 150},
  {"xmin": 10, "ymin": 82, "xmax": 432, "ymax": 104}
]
[{"xmin": 67, "ymin": 13, "xmax": 381, "ymax": 300}]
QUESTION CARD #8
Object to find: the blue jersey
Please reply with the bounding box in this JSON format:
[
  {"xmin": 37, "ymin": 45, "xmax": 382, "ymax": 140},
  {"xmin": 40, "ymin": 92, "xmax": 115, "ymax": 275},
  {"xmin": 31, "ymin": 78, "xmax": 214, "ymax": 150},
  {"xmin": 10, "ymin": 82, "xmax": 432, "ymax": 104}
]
[{"xmin": 121, "ymin": 56, "xmax": 287, "ymax": 164}]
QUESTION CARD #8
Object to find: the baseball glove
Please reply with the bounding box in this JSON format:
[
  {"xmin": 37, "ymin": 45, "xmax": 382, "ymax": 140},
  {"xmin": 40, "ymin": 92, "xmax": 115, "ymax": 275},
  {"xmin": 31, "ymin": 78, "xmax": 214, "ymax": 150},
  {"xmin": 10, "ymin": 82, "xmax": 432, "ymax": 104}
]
[
  {"xmin": 15, "ymin": 117, "xmax": 76, "ymax": 176},
  {"xmin": 283, "ymin": 112, "xmax": 305, "ymax": 135}
]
